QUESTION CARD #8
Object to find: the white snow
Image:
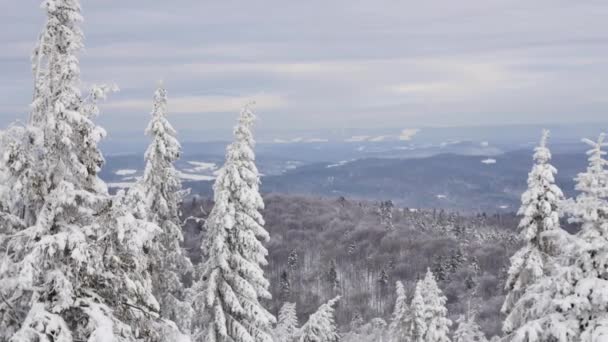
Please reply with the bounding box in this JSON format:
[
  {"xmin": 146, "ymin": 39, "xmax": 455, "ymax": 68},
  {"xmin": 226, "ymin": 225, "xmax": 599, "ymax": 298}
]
[
  {"xmin": 306, "ymin": 138, "xmax": 329, "ymax": 143},
  {"xmin": 370, "ymin": 136, "xmax": 388, "ymax": 142},
  {"xmin": 440, "ymin": 140, "xmax": 461, "ymax": 148},
  {"xmin": 108, "ymin": 182, "xmax": 135, "ymax": 189},
  {"xmin": 327, "ymin": 160, "xmax": 350, "ymax": 168},
  {"xmin": 399, "ymin": 128, "xmax": 420, "ymax": 141},
  {"xmin": 273, "ymin": 137, "xmax": 328, "ymax": 144},
  {"xmin": 115, "ymin": 169, "xmax": 137, "ymax": 176},
  {"xmin": 346, "ymin": 135, "xmax": 371, "ymax": 142},
  {"xmin": 436, "ymin": 194, "xmax": 448, "ymax": 199},
  {"xmin": 481, "ymin": 141, "xmax": 490, "ymax": 147},
  {"xmin": 185, "ymin": 161, "xmax": 217, "ymax": 172},
  {"xmin": 481, "ymin": 158, "xmax": 497, "ymax": 164},
  {"xmin": 178, "ymin": 172, "xmax": 215, "ymax": 181}
]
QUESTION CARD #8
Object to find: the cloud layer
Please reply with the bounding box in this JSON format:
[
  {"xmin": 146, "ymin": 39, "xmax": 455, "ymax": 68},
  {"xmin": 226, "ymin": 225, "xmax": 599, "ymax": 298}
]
[{"xmin": 1, "ymin": 0, "xmax": 607, "ymax": 137}]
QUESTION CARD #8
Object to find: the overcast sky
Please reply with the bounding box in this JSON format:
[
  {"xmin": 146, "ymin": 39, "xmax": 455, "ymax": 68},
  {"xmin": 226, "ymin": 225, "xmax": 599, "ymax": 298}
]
[{"xmin": 1, "ymin": 0, "xmax": 607, "ymax": 138}]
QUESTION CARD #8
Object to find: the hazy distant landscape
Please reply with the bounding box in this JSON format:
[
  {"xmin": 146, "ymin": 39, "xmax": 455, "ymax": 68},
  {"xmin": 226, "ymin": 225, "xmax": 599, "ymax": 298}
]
[{"xmin": 102, "ymin": 125, "xmax": 598, "ymax": 213}]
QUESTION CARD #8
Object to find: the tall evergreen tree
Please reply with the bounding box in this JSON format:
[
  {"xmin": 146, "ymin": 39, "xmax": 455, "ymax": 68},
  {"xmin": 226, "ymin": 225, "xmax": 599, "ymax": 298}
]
[
  {"xmin": 298, "ymin": 297, "xmax": 340, "ymax": 342},
  {"xmin": 388, "ymin": 281, "xmax": 411, "ymax": 342},
  {"xmin": 140, "ymin": 83, "xmax": 194, "ymax": 333},
  {"xmin": 0, "ymin": 1, "xmax": 179, "ymax": 341},
  {"xmin": 409, "ymin": 281, "xmax": 427, "ymax": 342},
  {"xmin": 273, "ymin": 302, "xmax": 299, "ymax": 342},
  {"xmin": 453, "ymin": 315, "xmax": 487, "ymax": 342},
  {"xmin": 199, "ymin": 105, "xmax": 275, "ymax": 342},
  {"xmin": 422, "ymin": 269, "xmax": 452, "ymax": 342},
  {"xmin": 509, "ymin": 134, "xmax": 608, "ymax": 341},
  {"xmin": 501, "ymin": 130, "xmax": 566, "ymax": 336}
]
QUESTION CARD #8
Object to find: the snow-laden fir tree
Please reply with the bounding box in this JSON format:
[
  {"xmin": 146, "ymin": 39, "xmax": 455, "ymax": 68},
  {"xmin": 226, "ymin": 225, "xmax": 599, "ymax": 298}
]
[
  {"xmin": 298, "ymin": 297, "xmax": 340, "ymax": 342},
  {"xmin": 199, "ymin": 105, "xmax": 275, "ymax": 342},
  {"xmin": 140, "ymin": 83, "xmax": 194, "ymax": 333},
  {"xmin": 0, "ymin": 1, "xmax": 180, "ymax": 341},
  {"xmin": 273, "ymin": 302, "xmax": 299, "ymax": 342},
  {"xmin": 508, "ymin": 134, "xmax": 608, "ymax": 342},
  {"xmin": 409, "ymin": 281, "xmax": 427, "ymax": 342},
  {"xmin": 0, "ymin": 124, "xmax": 46, "ymax": 230},
  {"xmin": 502, "ymin": 130, "xmax": 565, "ymax": 335},
  {"xmin": 388, "ymin": 281, "xmax": 411, "ymax": 342},
  {"xmin": 422, "ymin": 269, "xmax": 452, "ymax": 342},
  {"xmin": 453, "ymin": 314, "xmax": 487, "ymax": 342}
]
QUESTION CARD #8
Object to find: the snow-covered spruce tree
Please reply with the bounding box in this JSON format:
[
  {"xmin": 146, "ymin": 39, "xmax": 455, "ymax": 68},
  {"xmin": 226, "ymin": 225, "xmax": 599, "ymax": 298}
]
[
  {"xmin": 388, "ymin": 281, "xmax": 411, "ymax": 342},
  {"xmin": 0, "ymin": 124, "xmax": 47, "ymax": 230},
  {"xmin": 0, "ymin": 1, "xmax": 180, "ymax": 341},
  {"xmin": 273, "ymin": 302, "xmax": 299, "ymax": 342},
  {"xmin": 409, "ymin": 280, "xmax": 427, "ymax": 342},
  {"xmin": 199, "ymin": 105, "xmax": 275, "ymax": 342},
  {"xmin": 508, "ymin": 134, "xmax": 608, "ymax": 342},
  {"xmin": 298, "ymin": 297, "xmax": 340, "ymax": 342},
  {"xmin": 140, "ymin": 83, "xmax": 194, "ymax": 333},
  {"xmin": 453, "ymin": 315, "xmax": 487, "ymax": 342},
  {"xmin": 422, "ymin": 269, "xmax": 452, "ymax": 342},
  {"xmin": 502, "ymin": 130, "xmax": 565, "ymax": 335}
]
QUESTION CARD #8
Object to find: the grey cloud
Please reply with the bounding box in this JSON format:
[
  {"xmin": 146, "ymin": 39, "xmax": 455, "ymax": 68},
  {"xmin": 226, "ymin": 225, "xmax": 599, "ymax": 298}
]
[{"xmin": 1, "ymin": 0, "xmax": 607, "ymax": 134}]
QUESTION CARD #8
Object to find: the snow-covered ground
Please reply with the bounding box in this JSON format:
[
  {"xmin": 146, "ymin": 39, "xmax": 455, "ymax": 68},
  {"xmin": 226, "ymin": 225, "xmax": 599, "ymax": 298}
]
[{"xmin": 115, "ymin": 169, "xmax": 137, "ymax": 176}]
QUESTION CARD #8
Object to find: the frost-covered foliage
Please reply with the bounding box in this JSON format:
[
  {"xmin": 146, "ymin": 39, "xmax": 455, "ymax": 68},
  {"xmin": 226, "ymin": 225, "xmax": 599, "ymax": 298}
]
[
  {"xmin": 140, "ymin": 84, "xmax": 193, "ymax": 333},
  {"xmin": 388, "ymin": 281, "xmax": 410, "ymax": 342},
  {"xmin": 0, "ymin": 1, "xmax": 180, "ymax": 341},
  {"xmin": 298, "ymin": 297, "xmax": 340, "ymax": 342},
  {"xmin": 273, "ymin": 302, "xmax": 299, "ymax": 342},
  {"xmin": 454, "ymin": 314, "xmax": 487, "ymax": 342},
  {"xmin": 409, "ymin": 281, "xmax": 427, "ymax": 342},
  {"xmin": 502, "ymin": 130, "xmax": 565, "ymax": 334},
  {"xmin": 508, "ymin": 134, "xmax": 608, "ymax": 342},
  {"xmin": 0, "ymin": 125, "xmax": 46, "ymax": 229},
  {"xmin": 342, "ymin": 317, "xmax": 388, "ymax": 342},
  {"xmin": 198, "ymin": 105, "xmax": 275, "ymax": 342},
  {"xmin": 422, "ymin": 269, "xmax": 452, "ymax": 342}
]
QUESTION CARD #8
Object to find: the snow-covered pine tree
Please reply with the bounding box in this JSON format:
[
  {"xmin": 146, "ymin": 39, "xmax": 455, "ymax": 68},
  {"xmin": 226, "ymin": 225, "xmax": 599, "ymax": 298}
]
[
  {"xmin": 507, "ymin": 134, "xmax": 608, "ymax": 341},
  {"xmin": 422, "ymin": 269, "xmax": 452, "ymax": 342},
  {"xmin": 273, "ymin": 302, "xmax": 299, "ymax": 342},
  {"xmin": 298, "ymin": 296, "xmax": 340, "ymax": 342},
  {"xmin": 409, "ymin": 280, "xmax": 427, "ymax": 342},
  {"xmin": 388, "ymin": 281, "xmax": 411, "ymax": 342},
  {"xmin": 199, "ymin": 105, "xmax": 275, "ymax": 342},
  {"xmin": 453, "ymin": 315, "xmax": 487, "ymax": 342},
  {"xmin": 0, "ymin": 1, "xmax": 180, "ymax": 341},
  {"xmin": 0, "ymin": 124, "xmax": 46, "ymax": 230},
  {"xmin": 552, "ymin": 133, "xmax": 608, "ymax": 340},
  {"xmin": 140, "ymin": 83, "xmax": 194, "ymax": 333},
  {"xmin": 501, "ymin": 130, "xmax": 565, "ymax": 335}
]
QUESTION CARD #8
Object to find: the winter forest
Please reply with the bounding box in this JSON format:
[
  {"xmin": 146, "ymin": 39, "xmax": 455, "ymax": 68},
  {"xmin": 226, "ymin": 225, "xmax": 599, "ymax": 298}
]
[{"xmin": 1, "ymin": 1, "xmax": 608, "ymax": 342}]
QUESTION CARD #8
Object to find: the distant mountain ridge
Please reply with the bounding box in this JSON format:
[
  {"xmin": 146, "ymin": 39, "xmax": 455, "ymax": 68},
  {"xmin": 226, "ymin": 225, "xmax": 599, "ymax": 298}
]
[{"xmin": 103, "ymin": 146, "xmax": 588, "ymax": 213}]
